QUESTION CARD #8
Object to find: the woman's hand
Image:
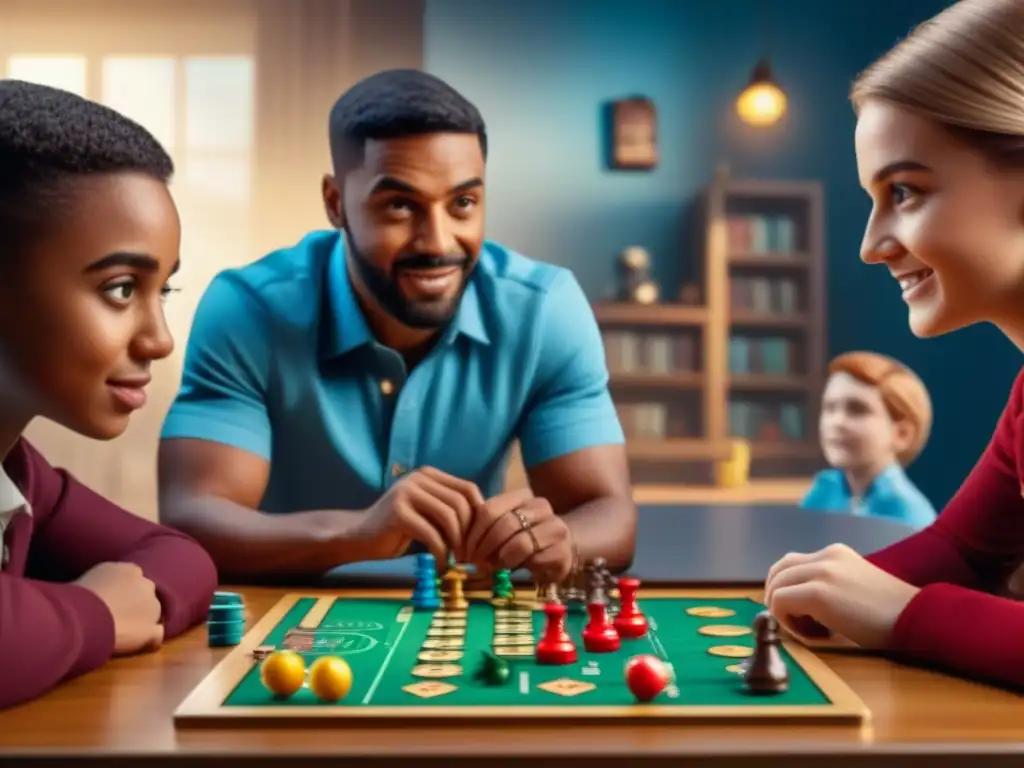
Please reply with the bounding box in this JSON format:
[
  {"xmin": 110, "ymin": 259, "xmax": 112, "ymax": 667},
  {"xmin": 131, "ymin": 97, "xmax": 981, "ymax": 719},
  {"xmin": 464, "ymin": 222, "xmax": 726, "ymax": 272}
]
[{"xmin": 764, "ymin": 543, "xmax": 920, "ymax": 649}]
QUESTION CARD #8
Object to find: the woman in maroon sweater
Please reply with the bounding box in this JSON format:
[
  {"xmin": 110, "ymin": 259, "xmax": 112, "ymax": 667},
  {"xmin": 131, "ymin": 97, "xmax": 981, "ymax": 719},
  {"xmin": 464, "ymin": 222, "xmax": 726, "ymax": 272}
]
[
  {"xmin": 0, "ymin": 81, "xmax": 217, "ymax": 708},
  {"xmin": 765, "ymin": 0, "xmax": 1024, "ymax": 689}
]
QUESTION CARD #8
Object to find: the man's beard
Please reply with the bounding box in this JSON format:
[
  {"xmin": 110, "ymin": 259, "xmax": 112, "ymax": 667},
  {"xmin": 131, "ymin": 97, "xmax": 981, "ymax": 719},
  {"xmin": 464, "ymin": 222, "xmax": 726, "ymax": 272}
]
[{"xmin": 344, "ymin": 228, "xmax": 474, "ymax": 329}]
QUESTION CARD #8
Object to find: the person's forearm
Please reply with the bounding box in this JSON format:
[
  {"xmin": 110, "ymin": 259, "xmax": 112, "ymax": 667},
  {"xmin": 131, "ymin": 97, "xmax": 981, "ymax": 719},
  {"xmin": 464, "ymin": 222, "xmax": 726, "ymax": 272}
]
[
  {"xmin": 161, "ymin": 494, "xmax": 377, "ymax": 576},
  {"xmin": 561, "ymin": 495, "xmax": 637, "ymax": 573}
]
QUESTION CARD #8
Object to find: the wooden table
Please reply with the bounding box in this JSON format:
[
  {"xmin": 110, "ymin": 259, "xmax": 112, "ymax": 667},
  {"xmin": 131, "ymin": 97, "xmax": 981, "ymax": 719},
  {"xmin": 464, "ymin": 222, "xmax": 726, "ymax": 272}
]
[{"xmin": 2, "ymin": 586, "xmax": 1024, "ymax": 767}]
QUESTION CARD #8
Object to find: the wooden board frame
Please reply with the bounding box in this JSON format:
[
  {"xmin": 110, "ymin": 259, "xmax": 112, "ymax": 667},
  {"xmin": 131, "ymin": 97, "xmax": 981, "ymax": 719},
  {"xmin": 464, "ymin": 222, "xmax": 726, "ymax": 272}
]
[{"xmin": 174, "ymin": 588, "xmax": 870, "ymax": 727}]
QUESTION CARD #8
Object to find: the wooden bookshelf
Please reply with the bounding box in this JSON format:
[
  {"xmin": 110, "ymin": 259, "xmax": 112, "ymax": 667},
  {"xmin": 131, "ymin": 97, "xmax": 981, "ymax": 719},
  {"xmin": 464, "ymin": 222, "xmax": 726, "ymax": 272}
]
[{"xmin": 597, "ymin": 166, "xmax": 826, "ymax": 484}]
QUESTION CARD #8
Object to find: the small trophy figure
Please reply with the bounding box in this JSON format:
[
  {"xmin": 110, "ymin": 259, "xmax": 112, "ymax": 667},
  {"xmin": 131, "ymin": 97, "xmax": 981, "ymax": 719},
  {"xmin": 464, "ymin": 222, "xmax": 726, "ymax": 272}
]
[{"xmin": 618, "ymin": 247, "xmax": 659, "ymax": 304}]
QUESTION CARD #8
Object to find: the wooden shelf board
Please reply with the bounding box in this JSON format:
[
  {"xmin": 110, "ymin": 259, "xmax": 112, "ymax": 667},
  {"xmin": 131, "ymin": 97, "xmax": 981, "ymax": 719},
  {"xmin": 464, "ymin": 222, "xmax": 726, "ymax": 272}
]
[
  {"xmin": 730, "ymin": 310, "xmax": 809, "ymax": 328},
  {"xmin": 729, "ymin": 374, "xmax": 811, "ymax": 392},
  {"xmin": 611, "ymin": 372, "xmax": 704, "ymax": 388},
  {"xmin": 594, "ymin": 302, "xmax": 707, "ymax": 327},
  {"xmin": 634, "ymin": 478, "xmax": 812, "ymax": 505},
  {"xmin": 749, "ymin": 440, "xmax": 821, "ymax": 459},
  {"xmin": 729, "ymin": 253, "xmax": 811, "ymax": 269},
  {"xmin": 626, "ymin": 438, "xmax": 730, "ymax": 462},
  {"xmin": 723, "ymin": 178, "xmax": 820, "ymax": 198}
]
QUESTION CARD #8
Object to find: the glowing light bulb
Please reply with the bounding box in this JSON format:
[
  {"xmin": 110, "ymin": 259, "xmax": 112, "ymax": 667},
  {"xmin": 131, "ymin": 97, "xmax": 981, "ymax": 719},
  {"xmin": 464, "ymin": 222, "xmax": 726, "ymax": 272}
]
[{"xmin": 735, "ymin": 59, "xmax": 787, "ymax": 127}]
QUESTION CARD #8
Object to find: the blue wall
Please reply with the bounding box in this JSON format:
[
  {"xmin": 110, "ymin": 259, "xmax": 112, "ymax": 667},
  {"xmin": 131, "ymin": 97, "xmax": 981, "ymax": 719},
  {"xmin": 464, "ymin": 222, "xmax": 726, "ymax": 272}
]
[{"xmin": 424, "ymin": 0, "xmax": 1021, "ymax": 508}]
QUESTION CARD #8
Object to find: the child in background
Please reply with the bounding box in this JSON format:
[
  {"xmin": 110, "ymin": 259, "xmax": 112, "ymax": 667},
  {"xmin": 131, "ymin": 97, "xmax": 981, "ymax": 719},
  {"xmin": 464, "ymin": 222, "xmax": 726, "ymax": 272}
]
[
  {"xmin": 802, "ymin": 351, "xmax": 936, "ymax": 529},
  {"xmin": 765, "ymin": 0, "xmax": 1024, "ymax": 691},
  {"xmin": 0, "ymin": 80, "xmax": 217, "ymax": 708}
]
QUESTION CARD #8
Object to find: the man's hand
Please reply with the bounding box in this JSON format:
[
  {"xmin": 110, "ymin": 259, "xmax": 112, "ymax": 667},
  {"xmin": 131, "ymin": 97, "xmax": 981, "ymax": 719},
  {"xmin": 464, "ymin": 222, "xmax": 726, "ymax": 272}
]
[
  {"xmin": 462, "ymin": 488, "xmax": 575, "ymax": 583},
  {"xmin": 74, "ymin": 562, "xmax": 164, "ymax": 656},
  {"xmin": 357, "ymin": 466, "xmax": 484, "ymax": 561},
  {"xmin": 763, "ymin": 542, "xmax": 919, "ymax": 650}
]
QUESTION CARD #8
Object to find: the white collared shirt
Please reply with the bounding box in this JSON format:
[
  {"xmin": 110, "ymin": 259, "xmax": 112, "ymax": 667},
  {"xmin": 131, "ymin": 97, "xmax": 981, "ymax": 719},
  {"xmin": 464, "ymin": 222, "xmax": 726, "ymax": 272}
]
[{"xmin": 0, "ymin": 462, "xmax": 30, "ymax": 570}]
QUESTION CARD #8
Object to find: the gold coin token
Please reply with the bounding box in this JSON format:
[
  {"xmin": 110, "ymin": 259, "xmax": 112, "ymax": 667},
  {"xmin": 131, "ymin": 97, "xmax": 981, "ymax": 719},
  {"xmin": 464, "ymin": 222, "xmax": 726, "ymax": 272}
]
[
  {"xmin": 707, "ymin": 645, "xmax": 753, "ymax": 658},
  {"xmin": 434, "ymin": 609, "xmax": 466, "ymax": 618},
  {"xmin": 686, "ymin": 606, "xmax": 736, "ymax": 618},
  {"xmin": 422, "ymin": 638, "xmax": 464, "ymax": 649},
  {"xmin": 418, "ymin": 650, "xmax": 463, "ymax": 662},
  {"xmin": 411, "ymin": 663, "xmax": 462, "ymax": 678},
  {"xmin": 500, "ymin": 608, "xmax": 532, "ymax": 618},
  {"xmin": 494, "ymin": 622, "xmax": 533, "ymax": 633},
  {"xmin": 494, "ymin": 645, "xmax": 534, "ymax": 657},
  {"xmin": 726, "ymin": 663, "xmax": 747, "ymax": 674},
  {"xmin": 427, "ymin": 627, "xmax": 465, "ymax": 638},
  {"xmin": 430, "ymin": 624, "xmax": 466, "ymax": 633},
  {"xmin": 492, "ymin": 634, "xmax": 534, "ymax": 646},
  {"xmin": 698, "ymin": 625, "xmax": 753, "ymax": 638},
  {"xmin": 435, "ymin": 617, "xmax": 467, "ymax": 627}
]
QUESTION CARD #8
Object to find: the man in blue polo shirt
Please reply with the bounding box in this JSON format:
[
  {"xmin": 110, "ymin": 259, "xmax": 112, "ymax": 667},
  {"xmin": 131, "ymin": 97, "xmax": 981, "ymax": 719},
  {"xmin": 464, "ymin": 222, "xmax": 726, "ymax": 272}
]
[{"xmin": 157, "ymin": 69, "xmax": 636, "ymax": 583}]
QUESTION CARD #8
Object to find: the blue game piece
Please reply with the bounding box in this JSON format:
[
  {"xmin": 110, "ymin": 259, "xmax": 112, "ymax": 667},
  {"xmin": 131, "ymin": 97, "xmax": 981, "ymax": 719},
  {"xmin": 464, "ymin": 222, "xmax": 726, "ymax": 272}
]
[
  {"xmin": 412, "ymin": 553, "xmax": 441, "ymax": 610},
  {"xmin": 207, "ymin": 604, "xmax": 246, "ymax": 622},
  {"xmin": 211, "ymin": 591, "xmax": 243, "ymax": 606}
]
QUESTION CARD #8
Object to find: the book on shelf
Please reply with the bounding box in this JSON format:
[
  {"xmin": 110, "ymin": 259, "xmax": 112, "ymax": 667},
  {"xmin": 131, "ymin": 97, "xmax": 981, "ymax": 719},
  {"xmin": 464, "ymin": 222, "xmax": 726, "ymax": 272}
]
[
  {"xmin": 616, "ymin": 402, "xmax": 693, "ymax": 440},
  {"xmin": 731, "ymin": 275, "xmax": 800, "ymax": 314},
  {"xmin": 728, "ymin": 336, "xmax": 798, "ymax": 375},
  {"xmin": 727, "ymin": 214, "xmax": 798, "ymax": 253},
  {"xmin": 728, "ymin": 400, "xmax": 805, "ymax": 442},
  {"xmin": 602, "ymin": 330, "xmax": 697, "ymax": 374}
]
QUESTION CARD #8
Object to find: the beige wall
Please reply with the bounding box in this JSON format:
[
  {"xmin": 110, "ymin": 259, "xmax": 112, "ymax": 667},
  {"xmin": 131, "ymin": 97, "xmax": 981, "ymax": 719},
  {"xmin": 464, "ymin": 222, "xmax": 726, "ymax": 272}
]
[{"xmin": 2, "ymin": 0, "xmax": 425, "ymax": 519}]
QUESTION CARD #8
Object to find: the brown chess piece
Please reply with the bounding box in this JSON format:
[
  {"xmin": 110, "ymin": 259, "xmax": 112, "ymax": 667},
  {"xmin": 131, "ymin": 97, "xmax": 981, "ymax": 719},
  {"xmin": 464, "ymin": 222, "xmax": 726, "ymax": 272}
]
[
  {"xmin": 592, "ymin": 556, "xmax": 618, "ymax": 613},
  {"xmin": 586, "ymin": 560, "xmax": 608, "ymax": 605},
  {"xmin": 743, "ymin": 610, "xmax": 789, "ymax": 694}
]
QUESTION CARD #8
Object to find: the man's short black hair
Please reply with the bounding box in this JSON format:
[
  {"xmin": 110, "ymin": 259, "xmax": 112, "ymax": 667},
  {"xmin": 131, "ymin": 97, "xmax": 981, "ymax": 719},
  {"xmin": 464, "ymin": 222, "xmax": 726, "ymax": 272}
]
[
  {"xmin": 0, "ymin": 79, "xmax": 174, "ymax": 258},
  {"xmin": 328, "ymin": 69, "xmax": 487, "ymax": 173}
]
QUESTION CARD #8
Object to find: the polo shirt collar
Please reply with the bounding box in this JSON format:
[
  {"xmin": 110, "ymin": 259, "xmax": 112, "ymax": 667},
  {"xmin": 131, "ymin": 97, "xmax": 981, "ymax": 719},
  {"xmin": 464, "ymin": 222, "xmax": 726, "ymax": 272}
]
[
  {"xmin": 323, "ymin": 236, "xmax": 374, "ymax": 358},
  {"xmin": 323, "ymin": 237, "xmax": 490, "ymax": 359}
]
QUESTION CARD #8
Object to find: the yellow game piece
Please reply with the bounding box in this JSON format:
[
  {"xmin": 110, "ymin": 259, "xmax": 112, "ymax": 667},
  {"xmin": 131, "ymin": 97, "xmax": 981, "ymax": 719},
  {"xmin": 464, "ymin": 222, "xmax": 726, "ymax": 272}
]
[
  {"xmin": 442, "ymin": 566, "xmax": 469, "ymax": 610},
  {"xmin": 259, "ymin": 650, "xmax": 306, "ymax": 697},
  {"xmin": 308, "ymin": 655, "xmax": 352, "ymax": 702}
]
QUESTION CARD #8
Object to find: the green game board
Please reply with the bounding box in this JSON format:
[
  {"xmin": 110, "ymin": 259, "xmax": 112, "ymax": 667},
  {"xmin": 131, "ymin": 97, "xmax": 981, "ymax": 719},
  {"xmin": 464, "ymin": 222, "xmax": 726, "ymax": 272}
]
[{"xmin": 173, "ymin": 590, "xmax": 870, "ymax": 725}]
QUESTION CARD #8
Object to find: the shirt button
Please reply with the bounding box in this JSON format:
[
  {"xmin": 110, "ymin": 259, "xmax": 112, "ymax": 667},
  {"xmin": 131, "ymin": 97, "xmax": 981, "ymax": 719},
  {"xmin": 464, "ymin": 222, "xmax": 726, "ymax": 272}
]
[
  {"xmin": 380, "ymin": 380, "xmax": 394, "ymax": 396},
  {"xmin": 392, "ymin": 463, "xmax": 406, "ymax": 477}
]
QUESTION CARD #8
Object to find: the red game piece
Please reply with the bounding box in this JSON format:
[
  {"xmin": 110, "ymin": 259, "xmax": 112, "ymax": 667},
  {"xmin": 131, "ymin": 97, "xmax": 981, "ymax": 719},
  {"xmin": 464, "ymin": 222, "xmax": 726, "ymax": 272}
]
[
  {"xmin": 581, "ymin": 601, "xmax": 620, "ymax": 652},
  {"xmin": 613, "ymin": 577, "xmax": 648, "ymax": 638},
  {"xmin": 625, "ymin": 654, "xmax": 669, "ymax": 702},
  {"xmin": 535, "ymin": 602, "xmax": 577, "ymax": 664}
]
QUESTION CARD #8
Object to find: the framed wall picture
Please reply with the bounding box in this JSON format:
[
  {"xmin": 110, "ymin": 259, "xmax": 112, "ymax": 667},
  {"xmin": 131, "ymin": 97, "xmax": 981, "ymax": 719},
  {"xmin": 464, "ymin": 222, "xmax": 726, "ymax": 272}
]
[{"xmin": 609, "ymin": 97, "xmax": 658, "ymax": 170}]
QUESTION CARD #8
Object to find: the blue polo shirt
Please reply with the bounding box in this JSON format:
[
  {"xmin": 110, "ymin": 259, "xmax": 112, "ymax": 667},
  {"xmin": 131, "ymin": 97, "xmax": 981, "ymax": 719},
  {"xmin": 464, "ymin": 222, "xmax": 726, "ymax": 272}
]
[
  {"xmin": 799, "ymin": 462, "xmax": 937, "ymax": 529},
  {"xmin": 161, "ymin": 230, "xmax": 624, "ymax": 514}
]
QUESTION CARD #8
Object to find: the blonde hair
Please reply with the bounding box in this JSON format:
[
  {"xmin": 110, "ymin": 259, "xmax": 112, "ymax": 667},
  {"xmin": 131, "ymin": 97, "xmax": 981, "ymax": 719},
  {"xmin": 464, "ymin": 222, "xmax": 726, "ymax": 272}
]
[
  {"xmin": 828, "ymin": 351, "xmax": 933, "ymax": 466},
  {"xmin": 851, "ymin": 0, "xmax": 1024, "ymax": 162}
]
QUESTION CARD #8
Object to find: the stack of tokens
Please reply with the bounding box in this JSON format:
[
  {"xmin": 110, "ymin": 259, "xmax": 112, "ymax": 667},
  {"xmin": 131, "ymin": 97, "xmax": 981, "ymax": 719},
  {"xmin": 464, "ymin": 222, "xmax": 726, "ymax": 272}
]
[{"xmin": 207, "ymin": 591, "xmax": 246, "ymax": 647}]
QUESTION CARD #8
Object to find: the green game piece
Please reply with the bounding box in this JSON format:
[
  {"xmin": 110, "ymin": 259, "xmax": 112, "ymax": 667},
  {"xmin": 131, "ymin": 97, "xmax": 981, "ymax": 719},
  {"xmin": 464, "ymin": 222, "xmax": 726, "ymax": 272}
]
[
  {"xmin": 492, "ymin": 569, "xmax": 514, "ymax": 600},
  {"xmin": 474, "ymin": 650, "xmax": 511, "ymax": 686}
]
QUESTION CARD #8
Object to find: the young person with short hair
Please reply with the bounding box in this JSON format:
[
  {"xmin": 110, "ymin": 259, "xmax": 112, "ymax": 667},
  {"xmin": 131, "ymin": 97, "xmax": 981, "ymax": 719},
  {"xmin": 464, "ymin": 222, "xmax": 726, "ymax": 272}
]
[
  {"xmin": 802, "ymin": 351, "xmax": 936, "ymax": 528},
  {"xmin": 0, "ymin": 80, "xmax": 218, "ymax": 709}
]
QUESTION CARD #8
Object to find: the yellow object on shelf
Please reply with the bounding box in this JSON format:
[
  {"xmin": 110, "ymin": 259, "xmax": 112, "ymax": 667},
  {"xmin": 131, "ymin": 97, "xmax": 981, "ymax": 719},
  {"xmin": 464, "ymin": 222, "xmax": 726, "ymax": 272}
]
[{"xmin": 715, "ymin": 439, "xmax": 751, "ymax": 488}]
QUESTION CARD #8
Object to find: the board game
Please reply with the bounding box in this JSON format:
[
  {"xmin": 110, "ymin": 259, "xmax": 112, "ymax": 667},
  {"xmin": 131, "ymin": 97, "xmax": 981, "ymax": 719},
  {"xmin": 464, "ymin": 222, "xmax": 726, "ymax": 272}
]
[{"xmin": 173, "ymin": 585, "xmax": 870, "ymax": 726}]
